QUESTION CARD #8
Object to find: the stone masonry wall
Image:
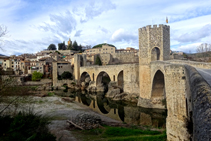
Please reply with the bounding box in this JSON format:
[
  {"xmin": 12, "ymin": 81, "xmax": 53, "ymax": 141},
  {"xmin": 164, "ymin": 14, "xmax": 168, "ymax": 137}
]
[
  {"xmin": 185, "ymin": 65, "xmax": 211, "ymax": 141},
  {"xmin": 168, "ymin": 60, "xmax": 211, "ymax": 69},
  {"xmin": 165, "ymin": 64, "xmax": 190, "ymax": 141},
  {"xmin": 112, "ymin": 52, "xmax": 139, "ymax": 64},
  {"xmin": 80, "ymin": 64, "xmax": 140, "ymax": 95}
]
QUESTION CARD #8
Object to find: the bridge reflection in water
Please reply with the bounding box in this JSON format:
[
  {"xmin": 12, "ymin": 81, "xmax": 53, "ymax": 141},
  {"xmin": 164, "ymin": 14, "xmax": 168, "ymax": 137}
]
[{"xmin": 59, "ymin": 90, "xmax": 167, "ymax": 128}]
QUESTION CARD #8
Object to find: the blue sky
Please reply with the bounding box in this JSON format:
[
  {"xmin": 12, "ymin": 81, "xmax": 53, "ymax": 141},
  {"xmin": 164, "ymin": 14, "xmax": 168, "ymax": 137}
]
[{"xmin": 1, "ymin": 0, "xmax": 211, "ymax": 55}]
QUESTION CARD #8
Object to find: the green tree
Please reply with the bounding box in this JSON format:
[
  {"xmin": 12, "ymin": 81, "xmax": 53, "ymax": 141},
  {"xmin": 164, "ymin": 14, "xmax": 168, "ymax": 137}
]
[
  {"xmin": 95, "ymin": 55, "xmax": 102, "ymax": 66},
  {"xmin": 58, "ymin": 41, "xmax": 66, "ymax": 50},
  {"xmin": 47, "ymin": 44, "xmax": 56, "ymax": 50},
  {"xmin": 61, "ymin": 71, "xmax": 72, "ymax": 80},
  {"xmin": 67, "ymin": 43, "xmax": 73, "ymax": 50},
  {"xmin": 72, "ymin": 40, "xmax": 78, "ymax": 51},
  {"xmin": 32, "ymin": 71, "xmax": 43, "ymax": 81},
  {"xmin": 78, "ymin": 44, "xmax": 82, "ymax": 52}
]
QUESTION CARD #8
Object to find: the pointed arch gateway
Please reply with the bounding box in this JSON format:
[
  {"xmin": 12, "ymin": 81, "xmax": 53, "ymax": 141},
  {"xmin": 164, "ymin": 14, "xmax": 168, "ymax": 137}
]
[{"xmin": 151, "ymin": 70, "xmax": 165, "ymax": 98}]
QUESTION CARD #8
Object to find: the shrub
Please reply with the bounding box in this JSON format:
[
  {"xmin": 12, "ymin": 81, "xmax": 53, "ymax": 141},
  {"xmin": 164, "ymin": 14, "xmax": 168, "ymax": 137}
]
[
  {"xmin": 61, "ymin": 71, "xmax": 72, "ymax": 80},
  {"xmin": 0, "ymin": 110, "xmax": 56, "ymax": 141},
  {"xmin": 32, "ymin": 71, "xmax": 43, "ymax": 81},
  {"xmin": 95, "ymin": 55, "xmax": 102, "ymax": 66}
]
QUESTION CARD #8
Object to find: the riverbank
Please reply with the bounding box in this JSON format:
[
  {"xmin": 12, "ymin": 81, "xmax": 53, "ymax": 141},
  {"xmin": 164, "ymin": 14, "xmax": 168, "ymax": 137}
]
[{"xmin": 0, "ymin": 95, "xmax": 166, "ymax": 140}]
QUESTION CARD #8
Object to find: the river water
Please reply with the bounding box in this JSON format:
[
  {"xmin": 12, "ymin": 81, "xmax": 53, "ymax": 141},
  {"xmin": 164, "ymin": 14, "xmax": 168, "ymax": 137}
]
[{"xmin": 55, "ymin": 89, "xmax": 167, "ymax": 128}]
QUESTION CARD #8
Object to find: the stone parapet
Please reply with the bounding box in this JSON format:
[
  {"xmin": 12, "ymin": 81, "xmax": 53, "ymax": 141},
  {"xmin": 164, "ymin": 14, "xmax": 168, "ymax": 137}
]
[{"xmin": 185, "ymin": 65, "xmax": 211, "ymax": 141}]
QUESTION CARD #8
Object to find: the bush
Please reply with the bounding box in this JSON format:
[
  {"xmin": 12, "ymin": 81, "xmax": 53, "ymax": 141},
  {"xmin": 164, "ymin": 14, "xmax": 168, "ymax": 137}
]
[
  {"xmin": 61, "ymin": 71, "xmax": 72, "ymax": 80},
  {"xmin": 32, "ymin": 71, "xmax": 43, "ymax": 81},
  {"xmin": 95, "ymin": 55, "xmax": 102, "ymax": 66},
  {"xmin": 0, "ymin": 110, "xmax": 56, "ymax": 141}
]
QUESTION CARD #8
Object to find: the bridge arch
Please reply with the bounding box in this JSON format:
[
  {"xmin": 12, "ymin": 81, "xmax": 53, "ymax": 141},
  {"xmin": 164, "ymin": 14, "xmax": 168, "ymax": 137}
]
[
  {"xmin": 151, "ymin": 70, "xmax": 165, "ymax": 98},
  {"xmin": 96, "ymin": 71, "xmax": 111, "ymax": 86},
  {"xmin": 117, "ymin": 70, "xmax": 124, "ymax": 90},
  {"xmin": 151, "ymin": 47, "xmax": 160, "ymax": 61},
  {"xmin": 80, "ymin": 71, "xmax": 91, "ymax": 82}
]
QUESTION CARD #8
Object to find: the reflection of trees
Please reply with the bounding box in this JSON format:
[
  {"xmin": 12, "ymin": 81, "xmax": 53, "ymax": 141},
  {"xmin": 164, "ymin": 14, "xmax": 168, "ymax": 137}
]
[
  {"xmin": 66, "ymin": 91, "xmax": 167, "ymax": 128},
  {"xmin": 117, "ymin": 105, "xmax": 125, "ymax": 122},
  {"xmin": 96, "ymin": 95, "xmax": 110, "ymax": 114},
  {"xmin": 80, "ymin": 94, "xmax": 91, "ymax": 106}
]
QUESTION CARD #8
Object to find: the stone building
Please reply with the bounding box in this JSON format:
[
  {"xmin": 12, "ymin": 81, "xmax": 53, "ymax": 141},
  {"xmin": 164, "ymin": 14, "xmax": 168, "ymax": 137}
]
[{"xmin": 84, "ymin": 45, "xmax": 116, "ymax": 55}]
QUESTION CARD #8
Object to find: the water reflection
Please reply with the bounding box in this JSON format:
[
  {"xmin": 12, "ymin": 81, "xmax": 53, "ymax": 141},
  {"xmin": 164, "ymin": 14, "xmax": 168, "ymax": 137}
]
[{"xmin": 55, "ymin": 90, "xmax": 167, "ymax": 128}]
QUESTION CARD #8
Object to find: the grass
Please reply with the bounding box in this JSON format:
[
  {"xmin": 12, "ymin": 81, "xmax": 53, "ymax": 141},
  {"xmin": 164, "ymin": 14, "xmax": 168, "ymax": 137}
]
[
  {"xmin": 73, "ymin": 126, "xmax": 166, "ymax": 141},
  {"xmin": 0, "ymin": 109, "xmax": 56, "ymax": 141},
  {"xmin": 47, "ymin": 92, "xmax": 55, "ymax": 96}
]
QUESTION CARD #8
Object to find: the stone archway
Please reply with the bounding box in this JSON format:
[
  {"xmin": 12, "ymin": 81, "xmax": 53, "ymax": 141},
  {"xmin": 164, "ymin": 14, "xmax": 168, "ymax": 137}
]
[
  {"xmin": 151, "ymin": 70, "xmax": 165, "ymax": 98},
  {"xmin": 96, "ymin": 71, "xmax": 111, "ymax": 86},
  {"xmin": 117, "ymin": 70, "xmax": 124, "ymax": 91},
  {"xmin": 80, "ymin": 72, "xmax": 91, "ymax": 87},
  {"xmin": 151, "ymin": 47, "xmax": 160, "ymax": 61},
  {"xmin": 96, "ymin": 71, "xmax": 111, "ymax": 92}
]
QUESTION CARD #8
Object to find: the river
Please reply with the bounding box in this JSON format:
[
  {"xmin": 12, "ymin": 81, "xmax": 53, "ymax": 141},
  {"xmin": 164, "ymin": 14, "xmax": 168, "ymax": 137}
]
[{"xmin": 54, "ymin": 89, "xmax": 167, "ymax": 128}]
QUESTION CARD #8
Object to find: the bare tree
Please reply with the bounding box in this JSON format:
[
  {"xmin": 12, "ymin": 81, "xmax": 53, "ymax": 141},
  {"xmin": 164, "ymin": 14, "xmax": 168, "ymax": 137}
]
[
  {"xmin": 196, "ymin": 43, "xmax": 211, "ymax": 61},
  {"xmin": 0, "ymin": 25, "xmax": 8, "ymax": 49}
]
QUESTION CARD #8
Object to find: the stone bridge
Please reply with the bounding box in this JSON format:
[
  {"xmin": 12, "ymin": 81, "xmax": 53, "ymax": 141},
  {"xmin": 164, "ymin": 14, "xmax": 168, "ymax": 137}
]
[
  {"xmin": 78, "ymin": 58, "xmax": 211, "ymax": 141},
  {"xmin": 53, "ymin": 24, "xmax": 211, "ymax": 140},
  {"xmin": 76, "ymin": 24, "xmax": 211, "ymax": 140},
  {"xmin": 80, "ymin": 64, "xmax": 139, "ymax": 94}
]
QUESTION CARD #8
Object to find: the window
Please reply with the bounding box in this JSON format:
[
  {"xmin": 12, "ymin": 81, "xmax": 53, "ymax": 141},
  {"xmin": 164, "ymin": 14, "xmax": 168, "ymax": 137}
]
[
  {"xmin": 12, "ymin": 62, "xmax": 13, "ymax": 64},
  {"xmin": 61, "ymin": 66, "xmax": 63, "ymax": 68},
  {"xmin": 58, "ymin": 66, "xmax": 60, "ymax": 68},
  {"xmin": 40, "ymin": 67, "xmax": 42, "ymax": 69},
  {"xmin": 12, "ymin": 65, "xmax": 13, "ymax": 68}
]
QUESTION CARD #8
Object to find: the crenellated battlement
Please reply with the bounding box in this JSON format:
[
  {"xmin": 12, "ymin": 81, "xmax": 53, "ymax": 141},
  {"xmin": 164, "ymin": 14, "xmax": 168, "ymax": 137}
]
[
  {"xmin": 139, "ymin": 24, "xmax": 170, "ymax": 64},
  {"xmin": 139, "ymin": 24, "xmax": 170, "ymax": 32}
]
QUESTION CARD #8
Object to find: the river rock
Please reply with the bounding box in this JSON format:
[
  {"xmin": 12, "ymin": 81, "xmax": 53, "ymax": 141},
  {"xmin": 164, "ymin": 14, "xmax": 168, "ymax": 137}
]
[
  {"xmin": 86, "ymin": 86, "xmax": 96, "ymax": 93},
  {"xmin": 105, "ymin": 88, "xmax": 120, "ymax": 98},
  {"xmin": 68, "ymin": 85, "xmax": 75, "ymax": 89},
  {"xmin": 46, "ymin": 86, "xmax": 53, "ymax": 91},
  {"xmin": 85, "ymin": 77, "xmax": 91, "ymax": 83},
  {"xmin": 96, "ymin": 86, "xmax": 105, "ymax": 92},
  {"xmin": 113, "ymin": 93, "xmax": 128, "ymax": 101},
  {"xmin": 73, "ymin": 113, "xmax": 101, "ymax": 130},
  {"xmin": 37, "ymin": 86, "xmax": 44, "ymax": 91},
  {"xmin": 108, "ymin": 81, "xmax": 117, "ymax": 89},
  {"xmin": 75, "ymin": 85, "xmax": 81, "ymax": 91},
  {"xmin": 81, "ymin": 82, "xmax": 86, "ymax": 87}
]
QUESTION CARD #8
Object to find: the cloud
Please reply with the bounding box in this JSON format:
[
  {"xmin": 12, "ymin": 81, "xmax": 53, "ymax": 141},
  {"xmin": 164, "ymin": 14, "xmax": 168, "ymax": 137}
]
[
  {"xmin": 38, "ymin": 10, "xmax": 77, "ymax": 37},
  {"xmin": 171, "ymin": 42, "xmax": 202, "ymax": 53},
  {"xmin": 111, "ymin": 28, "xmax": 136, "ymax": 42},
  {"xmin": 79, "ymin": 0, "xmax": 116, "ymax": 23},
  {"xmin": 74, "ymin": 30, "xmax": 82, "ymax": 37},
  {"xmin": 97, "ymin": 26, "xmax": 109, "ymax": 34},
  {"xmin": 175, "ymin": 24, "xmax": 211, "ymax": 43}
]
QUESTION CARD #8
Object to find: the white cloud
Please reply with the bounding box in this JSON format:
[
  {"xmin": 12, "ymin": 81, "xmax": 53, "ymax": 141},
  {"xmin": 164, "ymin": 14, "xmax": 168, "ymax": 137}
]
[
  {"xmin": 174, "ymin": 24, "xmax": 211, "ymax": 43},
  {"xmin": 74, "ymin": 30, "xmax": 82, "ymax": 37},
  {"xmin": 171, "ymin": 42, "xmax": 202, "ymax": 53},
  {"xmin": 111, "ymin": 28, "xmax": 136, "ymax": 42}
]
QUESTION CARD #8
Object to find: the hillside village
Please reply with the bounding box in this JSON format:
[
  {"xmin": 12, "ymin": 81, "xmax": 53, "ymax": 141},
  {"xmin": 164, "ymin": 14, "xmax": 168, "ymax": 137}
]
[{"xmin": 0, "ymin": 38, "xmax": 186, "ymax": 81}]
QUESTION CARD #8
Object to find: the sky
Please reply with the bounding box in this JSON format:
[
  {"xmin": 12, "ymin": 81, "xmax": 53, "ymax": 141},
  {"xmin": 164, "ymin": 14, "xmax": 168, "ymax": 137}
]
[{"xmin": 1, "ymin": 0, "xmax": 211, "ymax": 56}]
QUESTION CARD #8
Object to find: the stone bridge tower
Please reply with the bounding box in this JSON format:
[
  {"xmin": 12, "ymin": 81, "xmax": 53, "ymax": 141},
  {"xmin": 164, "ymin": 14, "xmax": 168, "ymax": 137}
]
[{"xmin": 139, "ymin": 24, "xmax": 170, "ymax": 99}]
